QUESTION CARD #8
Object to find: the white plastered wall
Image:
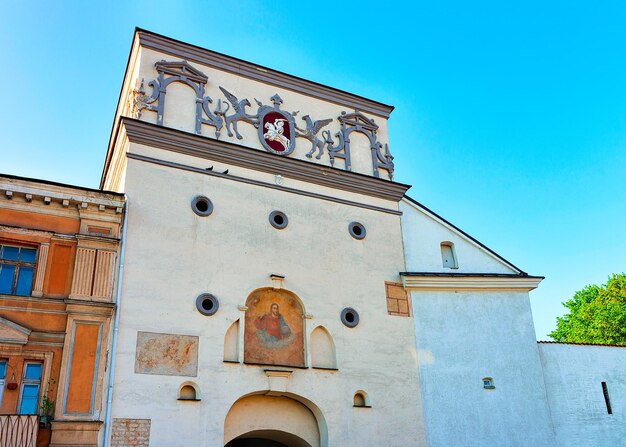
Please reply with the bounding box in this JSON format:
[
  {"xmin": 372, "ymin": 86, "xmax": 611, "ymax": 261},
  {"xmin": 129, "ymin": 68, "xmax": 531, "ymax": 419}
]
[
  {"xmin": 109, "ymin": 145, "xmax": 425, "ymax": 446},
  {"xmin": 538, "ymin": 343, "xmax": 626, "ymax": 447},
  {"xmin": 400, "ymin": 195, "xmax": 556, "ymax": 446},
  {"xmin": 400, "ymin": 198, "xmax": 518, "ymax": 274},
  {"xmin": 410, "ymin": 289, "xmax": 557, "ymax": 447}
]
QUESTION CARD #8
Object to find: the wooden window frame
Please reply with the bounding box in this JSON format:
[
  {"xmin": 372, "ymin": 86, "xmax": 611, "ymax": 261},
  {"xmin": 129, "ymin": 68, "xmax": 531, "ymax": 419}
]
[{"xmin": 0, "ymin": 244, "xmax": 37, "ymax": 296}]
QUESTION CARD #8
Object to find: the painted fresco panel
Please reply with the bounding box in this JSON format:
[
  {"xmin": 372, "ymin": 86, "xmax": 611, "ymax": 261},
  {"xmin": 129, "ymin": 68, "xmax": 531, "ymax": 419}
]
[
  {"xmin": 135, "ymin": 332, "xmax": 198, "ymax": 376},
  {"xmin": 244, "ymin": 289, "xmax": 304, "ymax": 367}
]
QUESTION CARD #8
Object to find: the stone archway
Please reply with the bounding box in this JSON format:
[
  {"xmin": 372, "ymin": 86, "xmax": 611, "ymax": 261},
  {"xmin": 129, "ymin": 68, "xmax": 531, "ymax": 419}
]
[
  {"xmin": 225, "ymin": 429, "xmax": 312, "ymax": 447},
  {"xmin": 224, "ymin": 394, "xmax": 323, "ymax": 447}
]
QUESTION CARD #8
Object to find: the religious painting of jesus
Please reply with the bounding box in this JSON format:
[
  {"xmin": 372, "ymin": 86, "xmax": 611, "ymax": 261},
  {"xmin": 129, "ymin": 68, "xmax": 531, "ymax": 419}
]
[{"xmin": 244, "ymin": 288, "xmax": 304, "ymax": 367}]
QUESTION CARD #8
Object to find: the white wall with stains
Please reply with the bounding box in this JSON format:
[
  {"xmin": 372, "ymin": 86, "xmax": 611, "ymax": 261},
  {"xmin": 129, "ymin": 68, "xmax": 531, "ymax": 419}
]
[{"xmin": 539, "ymin": 343, "xmax": 626, "ymax": 447}]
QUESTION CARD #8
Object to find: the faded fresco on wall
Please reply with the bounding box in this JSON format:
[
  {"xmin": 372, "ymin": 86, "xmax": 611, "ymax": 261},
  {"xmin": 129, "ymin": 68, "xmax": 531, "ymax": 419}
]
[
  {"xmin": 244, "ymin": 289, "xmax": 304, "ymax": 367},
  {"xmin": 135, "ymin": 332, "xmax": 198, "ymax": 376}
]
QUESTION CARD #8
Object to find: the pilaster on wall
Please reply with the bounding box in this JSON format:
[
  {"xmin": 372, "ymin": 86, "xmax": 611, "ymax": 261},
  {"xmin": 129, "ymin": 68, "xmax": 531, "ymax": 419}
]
[
  {"xmin": 70, "ymin": 247, "xmax": 96, "ymax": 298},
  {"xmin": 92, "ymin": 250, "xmax": 117, "ymax": 299},
  {"xmin": 69, "ymin": 236, "xmax": 119, "ymax": 302},
  {"xmin": 31, "ymin": 242, "xmax": 49, "ymax": 297}
]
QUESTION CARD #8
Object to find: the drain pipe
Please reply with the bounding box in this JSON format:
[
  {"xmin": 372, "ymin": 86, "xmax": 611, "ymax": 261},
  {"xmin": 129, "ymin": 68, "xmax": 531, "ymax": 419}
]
[{"xmin": 103, "ymin": 194, "xmax": 128, "ymax": 447}]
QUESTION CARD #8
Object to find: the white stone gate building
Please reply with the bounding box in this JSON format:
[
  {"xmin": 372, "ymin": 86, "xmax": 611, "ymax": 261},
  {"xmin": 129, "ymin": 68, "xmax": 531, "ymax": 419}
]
[{"xmin": 97, "ymin": 29, "xmax": 624, "ymax": 447}]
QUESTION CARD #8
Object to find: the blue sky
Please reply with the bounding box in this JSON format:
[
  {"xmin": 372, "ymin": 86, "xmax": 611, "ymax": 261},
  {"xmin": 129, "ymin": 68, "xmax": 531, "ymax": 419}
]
[{"xmin": 1, "ymin": 1, "xmax": 624, "ymax": 339}]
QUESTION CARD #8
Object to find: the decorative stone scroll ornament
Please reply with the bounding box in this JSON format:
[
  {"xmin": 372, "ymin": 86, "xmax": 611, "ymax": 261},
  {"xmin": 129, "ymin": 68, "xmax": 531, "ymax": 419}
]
[
  {"xmin": 130, "ymin": 60, "xmax": 223, "ymax": 137},
  {"xmin": 131, "ymin": 59, "xmax": 395, "ymax": 178},
  {"xmin": 325, "ymin": 111, "xmax": 395, "ymax": 179}
]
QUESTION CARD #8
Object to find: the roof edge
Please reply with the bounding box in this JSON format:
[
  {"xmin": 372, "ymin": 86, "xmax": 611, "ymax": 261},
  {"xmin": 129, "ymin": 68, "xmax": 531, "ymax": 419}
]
[
  {"xmin": 400, "ymin": 272, "xmax": 544, "ymax": 279},
  {"xmin": 402, "ymin": 273, "xmax": 543, "ymax": 291},
  {"xmin": 135, "ymin": 27, "xmax": 395, "ymax": 118},
  {"xmin": 538, "ymin": 341, "xmax": 626, "ymax": 348},
  {"xmin": 101, "ymin": 26, "xmax": 140, "ymax": 189},
  {"xmin": 1, "ymin": 172, "xmax": 124, "ymax": 197},
  {"xmin": 402, "ymin": 194, "xmax": 531, "ymax": 275}
]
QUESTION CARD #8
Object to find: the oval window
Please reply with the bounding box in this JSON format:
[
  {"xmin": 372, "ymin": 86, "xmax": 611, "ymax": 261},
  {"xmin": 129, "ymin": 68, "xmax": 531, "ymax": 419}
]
[
  {"xmin": 191, "ymin": 196, "xmax": 213, "ymax": 217},
  {"xmin": 196, "ymin": 293, "xmax": 219, "ymax": 316},
  {"xmin": 349, "ymin": 222, "xmax": 366, "ymax": 240},
  {"xmin": 269, "ymin": 210, "xmax": 288, "ymax": 229},
  {"xmin": 341, "ymin": 307, "xmax": 360, "ymax": 328}
]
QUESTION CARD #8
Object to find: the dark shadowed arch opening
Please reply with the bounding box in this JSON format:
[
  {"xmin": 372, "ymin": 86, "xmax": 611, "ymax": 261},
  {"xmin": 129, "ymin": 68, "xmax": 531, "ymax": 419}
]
[{"xmin": 225, "ymin": 429, "xmax": 312, "ymax": 447}]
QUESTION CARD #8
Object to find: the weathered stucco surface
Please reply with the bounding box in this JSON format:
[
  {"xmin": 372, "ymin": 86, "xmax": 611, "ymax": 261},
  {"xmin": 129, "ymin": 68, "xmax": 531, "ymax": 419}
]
[
  {"xmin": 539, "ymin": 343, "xmax": 626, "ymax": 447},
  {"xmin": 109, "ymin": 149, "xmax": 425, "ymax": 446},
  {"xmin": 135, "ymin": 332, "xmax": 199, "ymax": 376}
]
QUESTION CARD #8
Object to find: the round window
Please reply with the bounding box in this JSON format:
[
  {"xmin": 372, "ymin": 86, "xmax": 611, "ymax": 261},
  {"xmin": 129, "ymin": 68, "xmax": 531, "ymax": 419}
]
[
  {"xmin": 341, "ymin": 307, "xmax": 360, "ymax": 328},
  {"xmin": 269, "ymin": 210, "xmax": 288, "ymax": 229},
  {"xmin": 196, "ymin": 293, "xmax": 219, "ymax": 316},
  {"xmin": 191, "ymin": 196, "xmax": 213, "ymax": 217},
  {"xmin": 349, "ymin": 222, "xmax": 366, "ymax": 240}
]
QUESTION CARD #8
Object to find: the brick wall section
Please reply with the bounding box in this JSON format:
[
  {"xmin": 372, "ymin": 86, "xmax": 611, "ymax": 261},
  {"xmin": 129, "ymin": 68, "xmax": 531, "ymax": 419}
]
[
  {"xmin": 111, "ymin": 418, "xmax": 151, "ymax": 447},
  {"xmin": 385, "ymin": 282, "xmax": 411, "ymax": 317}
]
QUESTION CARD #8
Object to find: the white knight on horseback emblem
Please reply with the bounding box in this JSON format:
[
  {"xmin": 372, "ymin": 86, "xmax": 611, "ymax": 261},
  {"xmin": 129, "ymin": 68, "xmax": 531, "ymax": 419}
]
[{"xmin": 263, "ymin": 118, "xmax": 291, "ymax": 152}]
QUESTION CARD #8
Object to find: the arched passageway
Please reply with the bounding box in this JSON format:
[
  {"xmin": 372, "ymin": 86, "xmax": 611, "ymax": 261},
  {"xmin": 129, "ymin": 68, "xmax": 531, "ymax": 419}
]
[
  {"xmin": 225, "ymin": 429, "xmax": 312, "ymax": 447},
  {"xmin": 224, "ymin": 395, "xmax": 322, "ymax": 447}
]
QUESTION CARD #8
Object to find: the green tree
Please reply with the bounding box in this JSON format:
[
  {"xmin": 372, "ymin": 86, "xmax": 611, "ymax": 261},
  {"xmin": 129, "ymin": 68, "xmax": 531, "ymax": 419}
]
[{"xmin": 549, "ymin": 273, "xmax": 626, "ymax": 346}]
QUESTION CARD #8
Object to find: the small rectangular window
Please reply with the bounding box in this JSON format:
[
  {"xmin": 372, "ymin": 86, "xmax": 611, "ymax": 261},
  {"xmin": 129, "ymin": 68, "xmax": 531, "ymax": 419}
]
[
  {"xmin": 441, "ymin": 242, "xmax": 458, "ymax": 269},
  {"xmin": 0, "ymin": 245, "xmax": 37, "ymax": 296},
  {"xmin": 602, "ymin": 382, "xmax": 612, "ymax": 415},
  {"xmin": 18, "ymin": 362, "xmax": 42, "ymax": 415}
]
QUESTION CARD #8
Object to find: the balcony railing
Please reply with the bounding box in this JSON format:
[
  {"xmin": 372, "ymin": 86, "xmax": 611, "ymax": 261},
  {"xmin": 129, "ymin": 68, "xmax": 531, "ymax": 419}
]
[{"xmin": 0, "ymin": 415, "xmax": 39, "ymax": 447}]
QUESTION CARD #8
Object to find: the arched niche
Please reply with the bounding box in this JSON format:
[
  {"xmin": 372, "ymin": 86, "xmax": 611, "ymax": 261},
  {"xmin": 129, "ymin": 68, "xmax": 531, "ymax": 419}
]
[
  {"xmin": 348, "ymin": 131, "xmax": 375, "ymax": 177},
  {"xmin": 244, "ymin": 288, "xmax": 305, "ymax": 367},
  {"xmin": 178, "ymin": 381, "xmax": 201, "ymax": 401},
  {"xmin": 353, "ymin": 390, "xmax": 371, "ymax": 408},
  {"xmin": 224, "ymin": 319, "xmax": 240, "ymax": 362},
  {"xmin": 310, "ymin": 326, "xmax": 337, "ymax": 369},
  {"xmin": 162, "ymin": 81, "xmax": 198, "ymax": 133},
  {"xmin": 224, "ymin": 392, "xmax": 327, "ymax": 447}
]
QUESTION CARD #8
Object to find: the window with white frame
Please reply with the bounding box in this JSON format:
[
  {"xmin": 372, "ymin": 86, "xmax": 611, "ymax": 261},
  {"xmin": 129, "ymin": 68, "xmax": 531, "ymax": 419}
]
[
  {"xmin": 0, "ymin": 245, "xmax": 37, "ymax": 296},
  {"xmin": 18, "ymin": 362, "xmax": 42, "ymax": 414}
]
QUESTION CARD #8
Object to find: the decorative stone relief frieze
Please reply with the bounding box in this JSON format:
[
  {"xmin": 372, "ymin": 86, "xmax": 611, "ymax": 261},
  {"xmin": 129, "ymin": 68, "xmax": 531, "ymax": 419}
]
[{"xmin": 130, "ymin": 59, "xmax": 396, "ymax": 179}]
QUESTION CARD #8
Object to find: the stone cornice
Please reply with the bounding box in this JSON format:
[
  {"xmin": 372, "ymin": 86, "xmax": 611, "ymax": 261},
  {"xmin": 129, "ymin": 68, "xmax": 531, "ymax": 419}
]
[
  {"xmin": 120, "ymin": 118, "xmax": 411, "ymax": 202},
  {"xmin": 0, "ymin": 175, "xmax": 124, "ymax": 216},
  {"xmin": 136, "ymin": 28, "xmax": 394, "ymax": 118},
  {"xmin": 0, "ymin": 224, "xmax": 55, "ymax": 239},
  {"xmin": 401, "ymin": 274, "xmax": 543, "ymax": 291}
]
